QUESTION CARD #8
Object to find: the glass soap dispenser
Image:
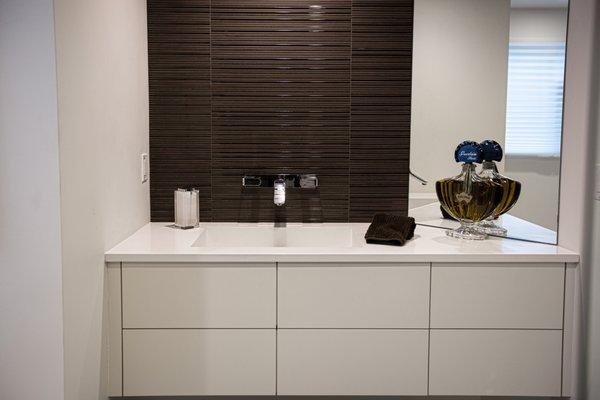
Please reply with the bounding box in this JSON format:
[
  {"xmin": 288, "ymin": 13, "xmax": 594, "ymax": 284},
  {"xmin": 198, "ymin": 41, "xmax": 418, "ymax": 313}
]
[
  {"xmin": 476, "ymin": 140, "xmax": 522, "ymax": 236},
  {"xmin": 436, "ymin": 141, "xmax": 504, "ymax": 240}
]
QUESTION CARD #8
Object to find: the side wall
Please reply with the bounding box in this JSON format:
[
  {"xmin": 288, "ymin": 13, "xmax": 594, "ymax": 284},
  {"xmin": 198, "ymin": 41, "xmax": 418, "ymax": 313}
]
[
  {"xmin": 53, "ymin": 1, "xmax": 150, "ymax": 399},
  {"xmin": 584, "ymin": 2, "xmax": 600, "ymax": 397},
  {"xmin": 0, "ymin": 1, "xmax": 65, "ymax": 399},
  {"xmin": 558, "ymin": 0, "xmax": 599, "ymax": 398}
]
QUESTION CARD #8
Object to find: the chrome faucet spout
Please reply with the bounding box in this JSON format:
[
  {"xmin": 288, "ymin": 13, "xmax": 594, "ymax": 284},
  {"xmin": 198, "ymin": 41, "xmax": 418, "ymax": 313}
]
[{"xmin": 274, "ymin": 177, "xmax": 286, "ymax": 206}]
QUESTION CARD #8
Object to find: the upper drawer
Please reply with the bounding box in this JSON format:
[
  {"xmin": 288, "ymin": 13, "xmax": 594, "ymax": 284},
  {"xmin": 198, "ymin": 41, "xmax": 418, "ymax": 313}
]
[
  {"xmin": 430, "ymin": 263, "xmax": 564, "ymax": 329},
  {"xmin": 278, "ymin": 263, "xmax": 430, "ymax": 328},
  {"xmin": 122, "ymin": 263, "xmax": 276, "ymax": 328}
]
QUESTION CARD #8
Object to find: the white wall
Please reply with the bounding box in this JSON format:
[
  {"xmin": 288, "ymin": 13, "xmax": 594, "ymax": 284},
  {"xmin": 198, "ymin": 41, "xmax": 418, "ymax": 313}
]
[
  {"xmin": 53, "ymin": 1, "xmax": 150, "ymax": 399},
  {"xmin": 0, "ymin": 1, "xmax": 65, "ymax": 399},
  {"xmin": 410, "ymin": 0, "xmax": 510, "ymax": 198},
  {"xmin": 510, "ymin": 7, "xmax": 568, "ymax": 42}
]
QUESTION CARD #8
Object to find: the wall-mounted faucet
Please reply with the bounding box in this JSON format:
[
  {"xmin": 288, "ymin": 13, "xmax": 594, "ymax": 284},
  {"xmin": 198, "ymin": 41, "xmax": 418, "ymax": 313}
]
[{"xmin": 242, "ymin": 174, "xmax": 318, "ymax": 206}]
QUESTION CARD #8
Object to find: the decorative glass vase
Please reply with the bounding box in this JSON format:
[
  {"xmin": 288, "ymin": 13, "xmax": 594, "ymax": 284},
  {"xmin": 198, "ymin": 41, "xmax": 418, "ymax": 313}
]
[{"xmin": 436, "ymin": 141, "xmax": 504, "ymax": 240}]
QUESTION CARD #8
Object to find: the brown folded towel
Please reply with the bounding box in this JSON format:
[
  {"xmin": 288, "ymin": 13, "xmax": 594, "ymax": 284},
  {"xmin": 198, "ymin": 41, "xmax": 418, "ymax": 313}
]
[{"xmin": 364, "ymin": 213, "xmax": 416, "ymax": 246}]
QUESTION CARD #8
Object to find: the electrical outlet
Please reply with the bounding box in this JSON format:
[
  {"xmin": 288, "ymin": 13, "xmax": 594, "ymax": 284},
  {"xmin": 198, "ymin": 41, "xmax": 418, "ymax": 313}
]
[{"xmin": 141, "ymin": 153, "xmax": 149, "ymax": 183}]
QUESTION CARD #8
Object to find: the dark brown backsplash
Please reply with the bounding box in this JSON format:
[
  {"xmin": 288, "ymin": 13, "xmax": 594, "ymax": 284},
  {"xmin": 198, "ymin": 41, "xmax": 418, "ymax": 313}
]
[{"xmin": 148, "ymin": 0, "xmax": 413, "ymax": 222}]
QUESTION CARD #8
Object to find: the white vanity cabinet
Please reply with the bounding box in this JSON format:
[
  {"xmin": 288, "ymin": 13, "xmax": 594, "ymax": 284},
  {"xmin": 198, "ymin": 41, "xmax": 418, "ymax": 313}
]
[{"xmin": 107, "ymin": 261, "xmax": 573, "ymax": 398}]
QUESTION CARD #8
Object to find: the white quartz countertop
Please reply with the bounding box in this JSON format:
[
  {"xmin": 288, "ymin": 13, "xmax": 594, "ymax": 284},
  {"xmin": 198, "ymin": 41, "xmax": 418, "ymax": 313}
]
[{"xmin": 105, "ymin": 222, "xmax": 579, "ymax": 264}]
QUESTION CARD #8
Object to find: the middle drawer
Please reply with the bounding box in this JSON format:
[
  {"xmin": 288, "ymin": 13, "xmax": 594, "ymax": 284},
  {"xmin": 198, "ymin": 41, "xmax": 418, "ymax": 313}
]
[{"xmin": 278, "ymin": 263, "xmax": 430, "ymax": 328}]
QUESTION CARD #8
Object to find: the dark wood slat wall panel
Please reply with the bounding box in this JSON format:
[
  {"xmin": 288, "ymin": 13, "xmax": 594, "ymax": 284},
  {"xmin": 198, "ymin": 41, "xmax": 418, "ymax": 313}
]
[
  {"xmin": 211, "ymin": 0, "xmax": 351, "ymax": 222},
  {"xmin": 350, "ymin": 0, "xmax": 413, "ymax": 221},
  {"xmin": 148, "ymin": 0, "xmax": 212, "ymax": 222},
  {"xmin": 148, "ymin": 0, "xmax": 413, "ymax": 222}
]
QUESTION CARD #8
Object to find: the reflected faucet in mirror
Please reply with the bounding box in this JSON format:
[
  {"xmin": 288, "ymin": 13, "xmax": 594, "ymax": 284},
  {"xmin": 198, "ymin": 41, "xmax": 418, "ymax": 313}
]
[{"xmin": 410, "ymin": 170, "xmax": 428, "ymax": 185}]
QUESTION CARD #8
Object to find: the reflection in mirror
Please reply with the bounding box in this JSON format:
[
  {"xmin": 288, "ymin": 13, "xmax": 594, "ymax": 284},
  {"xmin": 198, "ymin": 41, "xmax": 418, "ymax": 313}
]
[{"xmin": 409, "ymin": 0, "xmax": 568, "ymax": 244}]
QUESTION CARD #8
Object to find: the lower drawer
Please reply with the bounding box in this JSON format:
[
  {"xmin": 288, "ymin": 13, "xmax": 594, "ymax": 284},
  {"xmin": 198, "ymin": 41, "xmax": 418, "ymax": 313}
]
[
  {"xmin": 429, "ymin": 329, "xmax": 562, "ymax": 396},
  {"xmin": 123, "ymin": 329, "xmax": 276, "ymax": 396},
  {"xmin": 277, "ymin": 329, "xmax": 428, "ymax": 395}
]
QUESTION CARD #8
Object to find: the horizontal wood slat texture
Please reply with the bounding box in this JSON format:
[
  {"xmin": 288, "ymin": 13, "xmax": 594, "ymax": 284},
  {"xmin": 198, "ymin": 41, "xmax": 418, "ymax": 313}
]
[
  {"xmin": 350, "ymin": 0, "xmax": 412, "ymax": 221},
  {"xmin": 149, "ymin": 0, "xmax": 212, "ymax": 221},
  {"xmin": 211, "ymin": 0, "xmax": 351, "ymax": 222},
  {"xmin": 148, "ymin": 0, "xmax": 413, "ymax": 222}
]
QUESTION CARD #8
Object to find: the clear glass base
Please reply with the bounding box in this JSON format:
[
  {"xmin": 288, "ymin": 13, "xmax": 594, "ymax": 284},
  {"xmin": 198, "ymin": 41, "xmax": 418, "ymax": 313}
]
[
  {"xmin": 476, "ymin": 219, "xmax": 508, "ymax": 236},
  {"xmin": 446, "ymin": 223, "xmax": 488, "ymax": 240}
]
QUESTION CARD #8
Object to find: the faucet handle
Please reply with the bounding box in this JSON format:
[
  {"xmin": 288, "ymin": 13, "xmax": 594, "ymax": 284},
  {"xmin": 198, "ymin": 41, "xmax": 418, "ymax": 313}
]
[
  {"xmin": 242, "ymin": 174, "xmax": 317, "ymax": 207},
  {"xmin": 242, "ymin": 175, "xmax": 262, "ymax": 187},
  {"xmin": 299, "ymin": 174, "xmax": 318, "ymax": 189},
  {"xmin": 242, "ymin": 174, "xmax": 319, "ymax": 189}
]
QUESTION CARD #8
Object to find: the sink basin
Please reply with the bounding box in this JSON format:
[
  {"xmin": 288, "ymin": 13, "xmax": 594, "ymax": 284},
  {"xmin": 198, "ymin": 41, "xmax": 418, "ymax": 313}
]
[{"xmin": 192, "ymin": 224, "xmax": 354, "ymax": 248}]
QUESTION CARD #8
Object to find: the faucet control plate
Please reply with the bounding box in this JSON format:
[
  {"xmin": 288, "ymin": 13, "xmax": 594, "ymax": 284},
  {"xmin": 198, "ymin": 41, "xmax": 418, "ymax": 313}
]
[{"xmin": 242, "ymin": 174, "xmax": 318, "ymax": 189}]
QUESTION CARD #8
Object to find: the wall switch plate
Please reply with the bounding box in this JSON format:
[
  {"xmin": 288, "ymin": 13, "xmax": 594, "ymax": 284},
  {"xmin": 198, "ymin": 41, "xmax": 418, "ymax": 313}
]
[{"xmin": 141, "ymin": 153, "xmax": 149, "ymax": 183}]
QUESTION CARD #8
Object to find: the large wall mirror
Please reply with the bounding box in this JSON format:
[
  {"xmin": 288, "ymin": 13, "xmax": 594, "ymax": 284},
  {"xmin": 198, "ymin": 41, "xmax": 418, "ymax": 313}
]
[{"xmin": 408, "ymin": 0, "xmax": 568, "ymax": 245}]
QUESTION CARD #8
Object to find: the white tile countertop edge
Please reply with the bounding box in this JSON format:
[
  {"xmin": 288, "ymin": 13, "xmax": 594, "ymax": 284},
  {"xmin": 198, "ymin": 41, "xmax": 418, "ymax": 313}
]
[{"xmin": 105, "ymin": 223, "xmax": 579, "ymax": 264}]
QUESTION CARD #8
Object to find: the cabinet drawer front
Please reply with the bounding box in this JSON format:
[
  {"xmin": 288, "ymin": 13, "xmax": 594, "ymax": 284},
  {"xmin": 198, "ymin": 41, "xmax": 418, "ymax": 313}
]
[
  {"xmin": 277, "ymin": 329, "xmax": 428, "ymax": 395},
  {"xmin": 278, "ymin": 264, "xmax": 430, "ymax": 328},
  {"xmin": 123, "ymin": 329, "xmax": 276, "ymax": 396},
  {"xmin": 122, "ymin": 263, "xmax": 276, "ymax": 328},
  {"xmin": 429, "ymin": 330, "xmax": 562, "ymax": 396},
  {"xmin": 431, "ymin": 263, "xmax": 564, "ymax": 328}
]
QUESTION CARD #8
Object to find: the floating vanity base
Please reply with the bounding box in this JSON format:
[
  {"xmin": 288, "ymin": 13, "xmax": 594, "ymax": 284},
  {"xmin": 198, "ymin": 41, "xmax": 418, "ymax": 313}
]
[
  {"xmin": 106, "ymin": 258, "xmax": 577, "ymax": 398},
  {"xmin": 105, "ymin": 223, "xmax": 578, "ymax": 397}
]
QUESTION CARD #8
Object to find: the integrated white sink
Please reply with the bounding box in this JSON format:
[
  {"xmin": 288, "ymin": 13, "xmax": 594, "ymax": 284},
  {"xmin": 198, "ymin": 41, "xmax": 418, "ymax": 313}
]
[{"xmin": 192, "ymin": 224, "xmax": 354, "ymax": 248}]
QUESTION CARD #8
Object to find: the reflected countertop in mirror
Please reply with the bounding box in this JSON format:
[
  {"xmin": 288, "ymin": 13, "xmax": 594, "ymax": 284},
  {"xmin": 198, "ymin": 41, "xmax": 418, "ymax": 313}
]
[{"xmin": 410, "ymin": 202, "xmax": 557, "ymax": 245}]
